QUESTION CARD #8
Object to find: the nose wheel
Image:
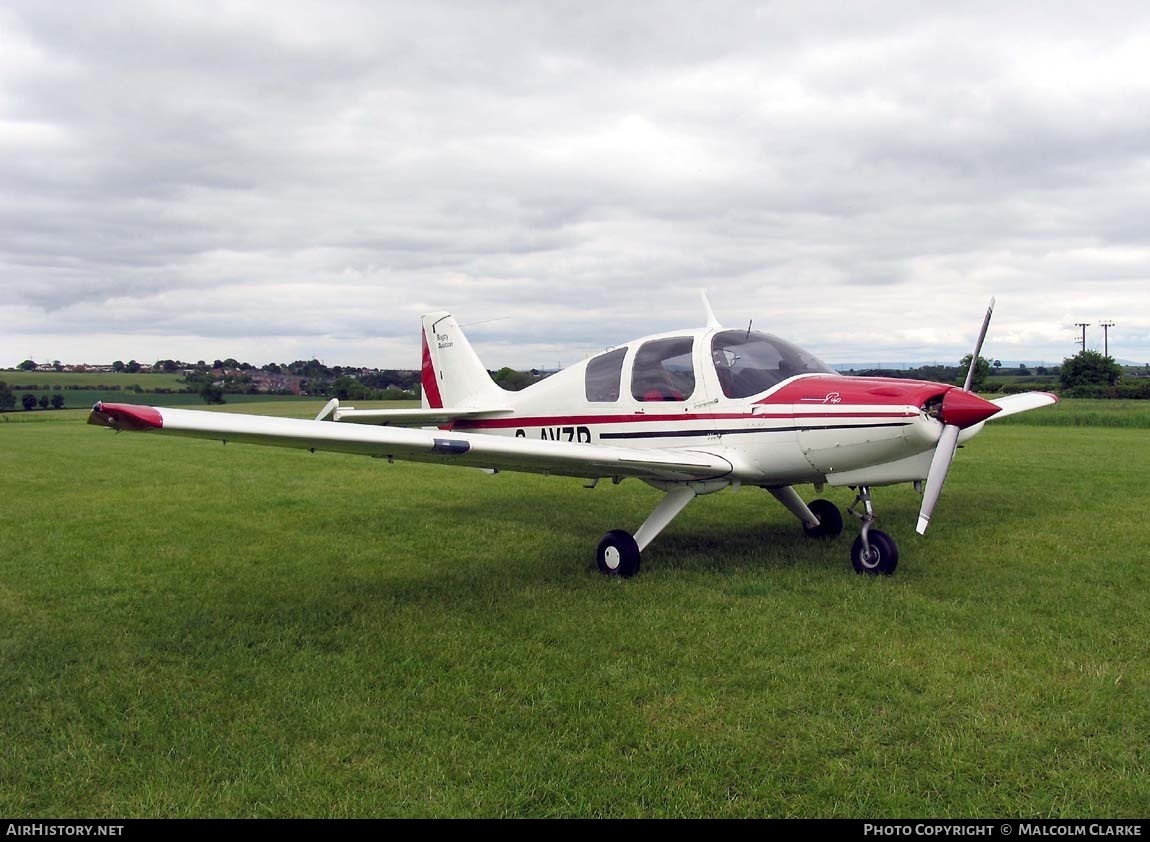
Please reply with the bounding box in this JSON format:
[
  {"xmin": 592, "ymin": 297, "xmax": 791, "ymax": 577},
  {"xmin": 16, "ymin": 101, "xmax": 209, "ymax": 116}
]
[
  {"xmin": 850, "ymin": 529, "xmax": 898, "ymax": 575},
  {"xmin": 847, "ymin": 486, "xmax": 899, "ymax": 575}
]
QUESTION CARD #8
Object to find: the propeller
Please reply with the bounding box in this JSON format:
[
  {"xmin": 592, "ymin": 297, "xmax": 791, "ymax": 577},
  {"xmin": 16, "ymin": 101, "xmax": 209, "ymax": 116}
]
[{"xmin": 915, "ymin": 298, "xmax": 1000, "ymax": 535}]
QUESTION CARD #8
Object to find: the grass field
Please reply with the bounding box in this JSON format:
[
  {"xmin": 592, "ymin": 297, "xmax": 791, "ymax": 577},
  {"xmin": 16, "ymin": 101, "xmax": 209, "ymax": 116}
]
[
  {"xmin": 0, "ymin": 371, "xmax": 188, "ymax": 390},
  {"xmin": 986, "ymin": 374, "xmax": 1059, "ymax": 388},
  {"xmin": 0, "ymin": 370, "xmax": 322, "ymax": 411},
  {"xmin": 993, "ymin": 398, "xmax": 1150, "ymax": 428},
  {"xmin": 3, "ymin": 391, "xmax": 318, "ymax": 412},
  {"xmin": 1, "ymin": 402, "xmax": 1146, "ymax": 817}
]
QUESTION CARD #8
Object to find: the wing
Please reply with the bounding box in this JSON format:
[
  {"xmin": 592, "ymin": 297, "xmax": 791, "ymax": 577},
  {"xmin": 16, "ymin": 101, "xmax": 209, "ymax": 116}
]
[
  {"xmin": 88, "ymin": 403, "xmax": 732, "ymax": 483},
  {"xmin": 987, "ymin": 391, "xmax": 1059, "ymax": 419}
]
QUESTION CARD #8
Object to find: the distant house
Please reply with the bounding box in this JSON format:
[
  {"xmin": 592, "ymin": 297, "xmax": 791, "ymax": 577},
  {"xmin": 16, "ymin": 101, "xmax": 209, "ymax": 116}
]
[{"xmin": 248, "ymin": 371, "xmax": 304, "ymax": 395}]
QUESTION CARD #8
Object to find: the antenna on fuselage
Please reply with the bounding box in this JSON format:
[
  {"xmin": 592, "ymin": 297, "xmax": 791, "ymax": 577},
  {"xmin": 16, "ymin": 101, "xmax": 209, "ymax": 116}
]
[
  {"xmin": 746, "ymin": 319, "xmax": 753, "ymax": 339},
  {"xmin": 700, "ymin": 290, "xmax": 721, "ymax": 329}
]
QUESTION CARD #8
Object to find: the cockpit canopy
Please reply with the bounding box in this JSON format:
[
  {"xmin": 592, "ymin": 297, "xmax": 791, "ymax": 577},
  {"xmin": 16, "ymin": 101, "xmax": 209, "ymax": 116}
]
[
  {"xmin": 711, "ymin": 330, "xmax": 834, "ymax": 399},
  {"xmin": 582, "ymin": 328, "xmax": 834, "ymax": 403}
]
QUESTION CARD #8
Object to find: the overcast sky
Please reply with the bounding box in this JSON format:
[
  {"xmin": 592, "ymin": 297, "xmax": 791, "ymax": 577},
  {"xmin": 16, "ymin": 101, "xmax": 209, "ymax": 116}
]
[{"xmin": 3, "ymin": 1, "xmax": 1149, "ymax": 370}]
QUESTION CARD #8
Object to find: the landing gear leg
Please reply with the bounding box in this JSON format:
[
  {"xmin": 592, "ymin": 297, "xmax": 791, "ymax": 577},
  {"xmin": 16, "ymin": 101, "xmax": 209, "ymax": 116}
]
[
  {"xmin": 847, "ymin": 485, "xmax": 899, "ymax": 575},
  {"xmin": 596, "ymin": 486, "xmax": 697, "ymax": 578},
  {"xmin": 802, "ymin": 499, "xmax": 844, "ymax": 539}
]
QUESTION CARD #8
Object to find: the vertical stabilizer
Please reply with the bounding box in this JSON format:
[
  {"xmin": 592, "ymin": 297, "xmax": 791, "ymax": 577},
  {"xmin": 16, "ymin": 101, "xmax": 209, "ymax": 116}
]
[
  {"xmin": 420, "ymin": 312, "xmax": 506, "ymax": 409},
  {"xmin": 700, "ymin": 290, "xmax": 722, "ymax": 329}
]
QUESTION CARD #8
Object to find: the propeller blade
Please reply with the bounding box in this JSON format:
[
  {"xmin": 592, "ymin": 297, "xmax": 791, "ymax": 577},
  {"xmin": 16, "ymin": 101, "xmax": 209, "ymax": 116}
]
[
  {"xmin": 962, "ymin": 297, "xmax": 995, "ymax": 392},
  {"xmin": 919, "ymin": 297, "xmax": 997, "ymax": 535},
  {"xmin": 916, "ymin": 423, "xmax": 960, "ymax": 535}
]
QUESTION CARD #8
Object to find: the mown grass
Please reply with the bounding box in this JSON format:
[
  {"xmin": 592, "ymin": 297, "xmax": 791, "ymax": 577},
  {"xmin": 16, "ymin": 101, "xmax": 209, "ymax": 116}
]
[
  {"xmin": 3, "ymin": 392, "xmax": 320, "ymax": 413},
  {"xmin": 994, "ymin": 398, "xmax": 1150, "ymax": 428},
  {"xmin": 0, "ymin": 403, "xmax": 1146, "ymax": 817},
  {"xmin": 986, "ymin": 374, "xmax": 1059, "ymax": 388},
  {"xmin": 0, "ymin": 371, "xmax": 188, "ymax": 390},
  {"xmin": 0, "ymin": 370, "xmax": 320, "ymax": 411}
]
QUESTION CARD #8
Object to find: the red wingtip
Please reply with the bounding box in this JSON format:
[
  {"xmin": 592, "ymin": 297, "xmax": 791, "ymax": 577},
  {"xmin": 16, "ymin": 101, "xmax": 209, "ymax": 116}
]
[{"xmin": 87, "ymin": 402, "xmax": 164, "ymax": 431}]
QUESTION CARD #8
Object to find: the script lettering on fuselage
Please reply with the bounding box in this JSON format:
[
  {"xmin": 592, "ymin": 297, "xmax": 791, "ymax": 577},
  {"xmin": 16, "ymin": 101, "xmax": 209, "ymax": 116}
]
[
  {"xmin": 799, "ymin": 392, "xmax": 842, "ymax": 404},
  {"xmin": 514, "ymin": 426, "xmax": 592, "ymax": 443},
  {"xmin": 435, "ymin": 332, "xmax": 454, "ymax": 350}
]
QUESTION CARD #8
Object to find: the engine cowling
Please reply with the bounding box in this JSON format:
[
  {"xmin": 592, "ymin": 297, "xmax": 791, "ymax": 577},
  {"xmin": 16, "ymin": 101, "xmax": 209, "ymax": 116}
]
[{"xmin": 937, "ymin": 388, "xmax": 1001, "ymax": 429}]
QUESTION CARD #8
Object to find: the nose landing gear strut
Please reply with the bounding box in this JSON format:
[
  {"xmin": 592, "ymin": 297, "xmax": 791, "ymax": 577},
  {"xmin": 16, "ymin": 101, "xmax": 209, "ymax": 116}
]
[{"xmin": 847, "ymin": 485, "xmax": 899, "ymax": 575}]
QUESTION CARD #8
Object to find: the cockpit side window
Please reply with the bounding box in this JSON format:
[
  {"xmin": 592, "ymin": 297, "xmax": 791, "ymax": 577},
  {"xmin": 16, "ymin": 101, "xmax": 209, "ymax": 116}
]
[
  {"xmin": 585, "ymin": 347, "xmax": 627, "ymax": 402},
  {"xmin": 711, "ymin": 330, "xmax": 834, "ymax": 398},
  {"xmin": 631, "ymin": 337, "xmax": 695, "ymax": 402}
]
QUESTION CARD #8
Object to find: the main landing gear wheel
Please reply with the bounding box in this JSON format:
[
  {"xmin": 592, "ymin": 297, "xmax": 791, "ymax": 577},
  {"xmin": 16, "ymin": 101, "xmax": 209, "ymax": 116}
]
[
  {"xmin": 596, "ymin": 529, "xmax": 641, "ymax": 578},
  {"xmin": 802, "ymin": 499, "xmax": 844, "ymax": 539},
  {"xmin": 850, "ymin": 529, "xmax": 899, "ymax": 576}
]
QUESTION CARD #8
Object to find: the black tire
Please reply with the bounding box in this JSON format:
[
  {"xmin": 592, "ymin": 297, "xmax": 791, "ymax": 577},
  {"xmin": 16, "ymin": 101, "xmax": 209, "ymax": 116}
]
[
  {"xmin": 803, "ymin": 498, "xmax": 844, "ymax": 539},
  {"xmin": 596, "ymin": 530, "xmax": 641, "ymax": 578},
  {"xmin": 850, "ymin": 529, "xmax": 899, "ymax": 575}
]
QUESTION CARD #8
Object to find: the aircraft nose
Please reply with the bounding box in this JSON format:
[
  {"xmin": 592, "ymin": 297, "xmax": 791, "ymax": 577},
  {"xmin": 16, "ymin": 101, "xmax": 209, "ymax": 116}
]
[{"xmin": 937, "ymin": 388, "xmax": 1001, "ymax": 429}]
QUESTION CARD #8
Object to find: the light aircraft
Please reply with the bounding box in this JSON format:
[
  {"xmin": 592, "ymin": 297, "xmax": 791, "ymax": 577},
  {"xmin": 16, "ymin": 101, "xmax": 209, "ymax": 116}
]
[{"xmin": 88, "ymin": 295, "xmax": 1056, "ymax": 578}]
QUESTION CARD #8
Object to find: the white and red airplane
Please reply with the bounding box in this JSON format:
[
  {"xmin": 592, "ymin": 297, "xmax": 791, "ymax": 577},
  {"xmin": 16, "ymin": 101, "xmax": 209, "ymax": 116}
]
[{"xmin": 89, "ymin": 296, "xmax": 1056, "ymax": 577}]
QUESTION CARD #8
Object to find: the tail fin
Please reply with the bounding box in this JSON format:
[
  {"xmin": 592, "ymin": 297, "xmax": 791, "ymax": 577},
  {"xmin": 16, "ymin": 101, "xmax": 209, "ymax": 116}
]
[{"xmin": 420, "ymin": 312, "xmax": 506, "ymax": 409}]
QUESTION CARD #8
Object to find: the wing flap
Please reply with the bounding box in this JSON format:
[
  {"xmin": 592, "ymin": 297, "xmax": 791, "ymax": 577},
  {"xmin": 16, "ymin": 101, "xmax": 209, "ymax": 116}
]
[{"xmin": 88, "ymin": 403, "xmax": 732, "ymax": 482}]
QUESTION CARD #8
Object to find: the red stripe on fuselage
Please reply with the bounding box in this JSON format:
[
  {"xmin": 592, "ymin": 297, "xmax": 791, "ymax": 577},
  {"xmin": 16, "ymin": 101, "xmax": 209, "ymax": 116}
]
[
  {"xmin": 445, "ymin": 374, "xmax": 939, "ymax": 435},
  {"xmin": 451, "ymin": 408, "xmax": 917, "ymax": 431}
]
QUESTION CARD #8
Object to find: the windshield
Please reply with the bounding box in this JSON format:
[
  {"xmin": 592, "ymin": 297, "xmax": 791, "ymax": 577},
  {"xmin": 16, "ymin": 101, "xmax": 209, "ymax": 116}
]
[{"xmin": 711, "ymin": 330, "xmax": 834, "ymax": 398}]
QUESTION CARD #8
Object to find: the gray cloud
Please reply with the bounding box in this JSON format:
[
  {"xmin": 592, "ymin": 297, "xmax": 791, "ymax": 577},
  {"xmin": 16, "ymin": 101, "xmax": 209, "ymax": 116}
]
[{"xmin": 3, "ymin": 1, "xmax": 1150, "ymax": 369}]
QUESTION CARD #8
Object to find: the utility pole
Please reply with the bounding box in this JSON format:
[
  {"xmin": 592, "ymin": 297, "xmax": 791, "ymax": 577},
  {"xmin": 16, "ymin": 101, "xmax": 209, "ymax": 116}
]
[
  {"xmin": 1100, "ymin": 321, "xmax": 1115, "ymax": 357},
  {"xmin": 1074, "ymin": 322, "xmax": 1091, "ymax": 354}
]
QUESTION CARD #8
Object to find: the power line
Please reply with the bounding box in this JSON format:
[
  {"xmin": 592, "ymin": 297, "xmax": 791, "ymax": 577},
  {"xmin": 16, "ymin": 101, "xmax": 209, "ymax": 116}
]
[
  {"xmin": 1074, "ymin": 322, "xmax": 1091, "ymax": 354},
  {"xmin": 1100, "ymin": 321, "xmax": 1115, "ymax": 357}
]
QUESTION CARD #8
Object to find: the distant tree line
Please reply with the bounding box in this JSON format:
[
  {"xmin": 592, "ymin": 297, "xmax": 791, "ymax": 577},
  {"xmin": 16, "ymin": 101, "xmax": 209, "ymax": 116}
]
[
  {"xmin": 851, "ymin": 359, "xmax": 1058, "ymax": 393},
  {"xmin": 4, "ymin": 381, "xmax": 156, "ymax": 392},
  {"xmin": 0, "ymin": 381, "xmax": 66, "ymax": 411},
  {"xmin": 848, "ymin": 350, "xmax": 1143, "ymax": 398},
  {"xmin": 5, "ymin": 348, "xmax": 1143, "ymax": 411}
]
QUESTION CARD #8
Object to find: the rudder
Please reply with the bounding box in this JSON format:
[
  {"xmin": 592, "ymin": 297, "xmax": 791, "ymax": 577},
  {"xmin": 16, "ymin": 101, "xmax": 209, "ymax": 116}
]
[{"xmin": 420, "ymin": 312, "xmax": 505, "ymax": 409}]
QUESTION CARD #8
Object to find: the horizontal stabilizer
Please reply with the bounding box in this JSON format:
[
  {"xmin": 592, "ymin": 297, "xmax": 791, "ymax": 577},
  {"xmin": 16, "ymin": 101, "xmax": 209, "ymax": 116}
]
[{"xmin": 330, "ymin": 406, "xmax": 513, "ymax": 426}]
